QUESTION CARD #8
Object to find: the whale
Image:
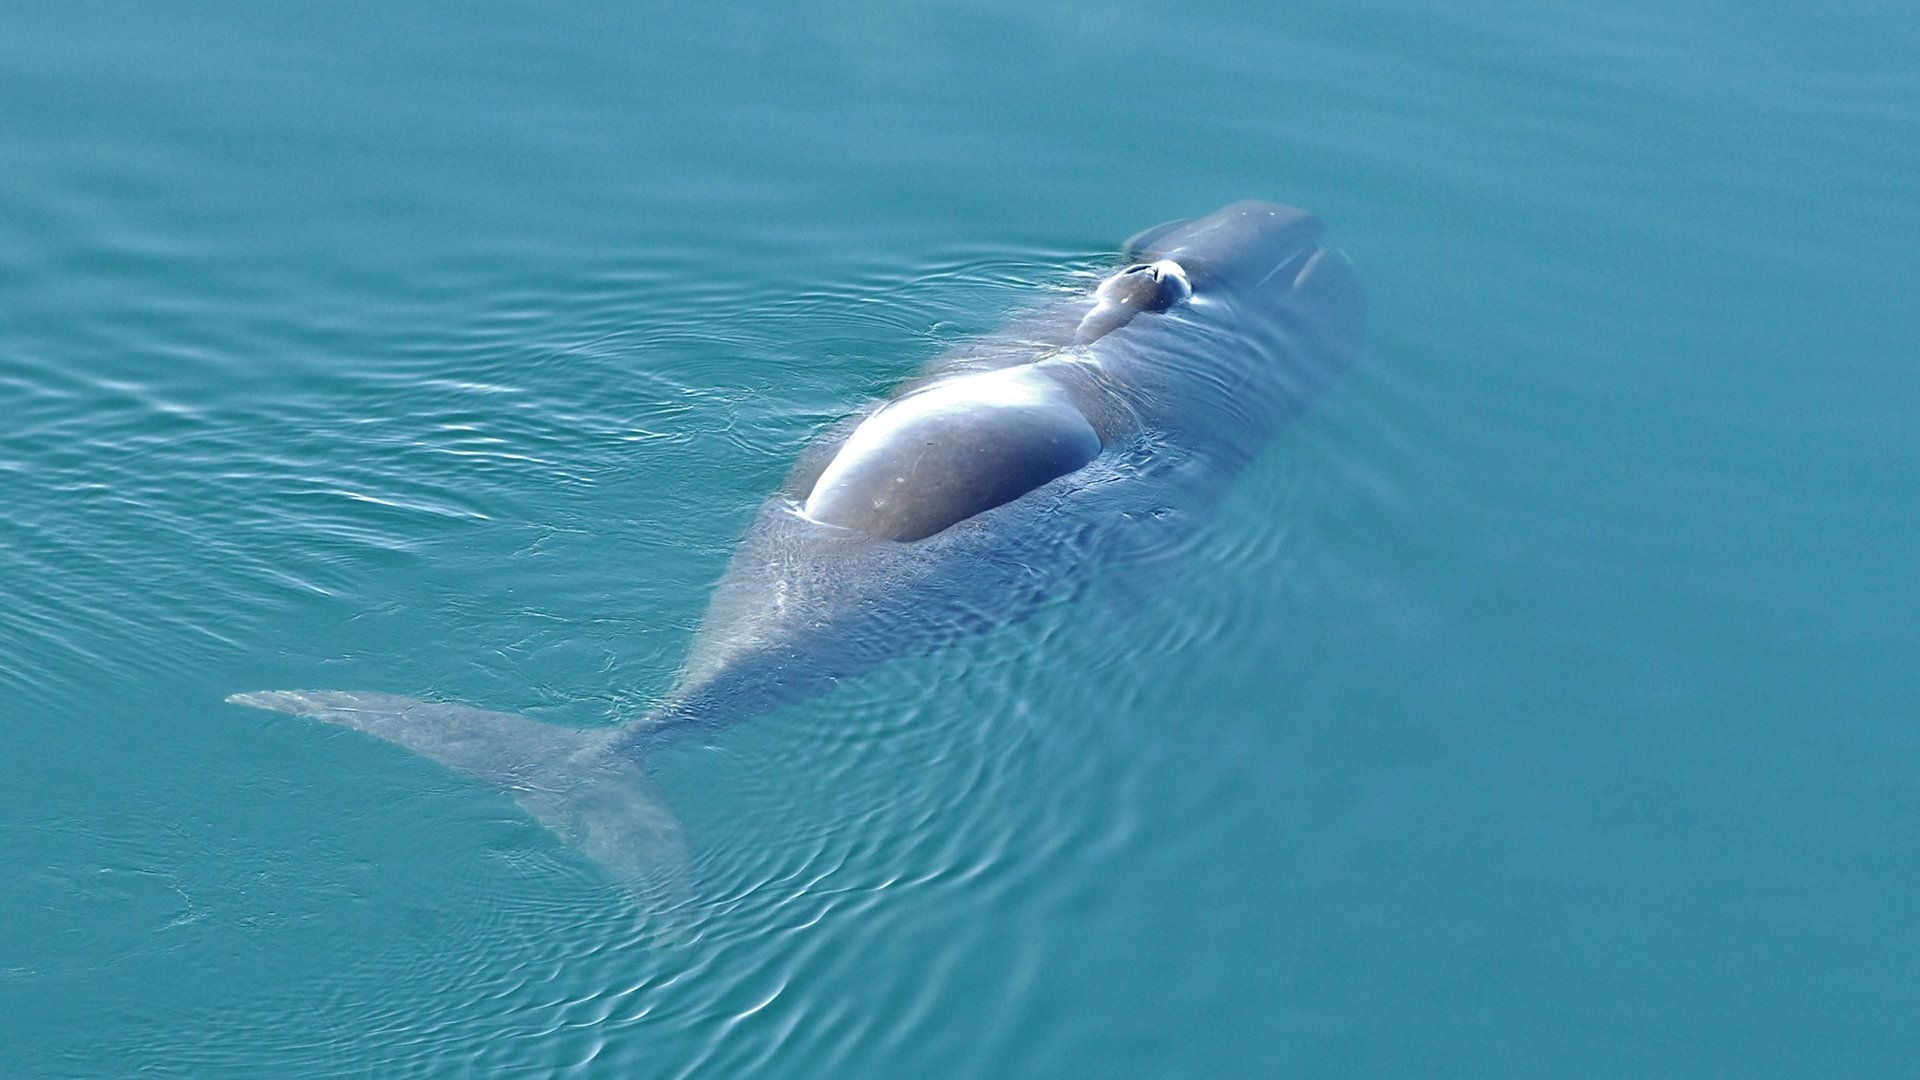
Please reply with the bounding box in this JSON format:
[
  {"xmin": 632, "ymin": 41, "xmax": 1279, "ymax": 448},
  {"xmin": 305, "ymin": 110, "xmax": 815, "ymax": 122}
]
[{"xmin": 228, "ymin": 200, "xmax": 1366, "ymax": 921}]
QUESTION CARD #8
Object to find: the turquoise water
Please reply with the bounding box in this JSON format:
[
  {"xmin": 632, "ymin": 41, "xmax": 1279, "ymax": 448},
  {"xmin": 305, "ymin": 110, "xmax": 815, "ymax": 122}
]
[{"xmin": 4, "ymin": 0, "xmax": 1916, "ymax": 1075}]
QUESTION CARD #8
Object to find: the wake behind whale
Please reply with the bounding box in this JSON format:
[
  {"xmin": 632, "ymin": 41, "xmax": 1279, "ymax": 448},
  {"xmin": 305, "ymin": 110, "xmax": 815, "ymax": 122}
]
[{"xmin": 229, "ymin": 201, "xmax": 1366, "ymax": 926}]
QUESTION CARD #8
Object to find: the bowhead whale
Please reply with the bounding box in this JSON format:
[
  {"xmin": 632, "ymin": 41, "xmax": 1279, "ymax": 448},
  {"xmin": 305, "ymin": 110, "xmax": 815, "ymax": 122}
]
[{"xmin": 229, "ymin": 201, "xmax": 1366, "ymax": 918}]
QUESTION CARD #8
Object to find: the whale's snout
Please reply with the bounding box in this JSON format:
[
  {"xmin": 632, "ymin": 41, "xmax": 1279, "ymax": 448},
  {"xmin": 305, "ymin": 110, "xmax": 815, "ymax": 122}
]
[{"xmin": 1125, "ymin": 201, "xmax": 1327, "ymax": 294}]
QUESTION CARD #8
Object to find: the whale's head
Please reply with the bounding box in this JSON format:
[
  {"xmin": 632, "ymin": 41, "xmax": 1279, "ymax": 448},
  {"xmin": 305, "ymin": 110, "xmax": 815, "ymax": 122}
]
[
  {"xmin": 1123, "ymin": 200, "xmax": 1333, "ymax": 297},
  {"xmin": 1100, "ymin": 200, "xmax": 1367, "ymax": 452}
]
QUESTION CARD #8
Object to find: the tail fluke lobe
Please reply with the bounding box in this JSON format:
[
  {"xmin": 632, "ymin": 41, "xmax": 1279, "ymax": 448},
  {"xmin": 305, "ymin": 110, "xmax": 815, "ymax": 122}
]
[{"xmin": 227, "ymin": 690, "xmax": 693, "ymax": 927}]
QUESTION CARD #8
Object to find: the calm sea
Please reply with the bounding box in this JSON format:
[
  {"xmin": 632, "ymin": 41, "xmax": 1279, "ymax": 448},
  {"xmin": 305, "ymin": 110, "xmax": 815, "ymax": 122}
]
[{"xmin": 3, "ymin": 1, "xmax": 1916, "ymax": 1076}]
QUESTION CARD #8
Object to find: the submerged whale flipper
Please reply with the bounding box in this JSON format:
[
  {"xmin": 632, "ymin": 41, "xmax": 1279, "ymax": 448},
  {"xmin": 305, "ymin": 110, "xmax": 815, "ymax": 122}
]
[{"xmin": 226, "ymin": 690, "xmax": 692, "ymax": 928}]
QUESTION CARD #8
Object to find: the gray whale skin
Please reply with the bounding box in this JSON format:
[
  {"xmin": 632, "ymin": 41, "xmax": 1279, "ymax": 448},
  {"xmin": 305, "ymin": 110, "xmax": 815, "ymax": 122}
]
[{"xmin": 229, "ymin": 200, "xmax": 1366, "ymax": 923}]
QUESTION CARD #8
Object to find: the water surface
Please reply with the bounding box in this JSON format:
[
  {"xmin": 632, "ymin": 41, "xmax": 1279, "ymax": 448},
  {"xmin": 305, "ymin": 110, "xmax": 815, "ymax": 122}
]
[{"xmin": 3, "ymin": 1, "xmax": 1916, "ymax": 1076}]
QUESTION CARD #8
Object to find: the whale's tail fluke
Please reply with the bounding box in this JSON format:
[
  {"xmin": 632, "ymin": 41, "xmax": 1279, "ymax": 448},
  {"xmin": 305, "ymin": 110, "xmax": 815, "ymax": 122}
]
[{"xmin": 226, "ymin": 690, "xmax": 692, "ymax": 932}]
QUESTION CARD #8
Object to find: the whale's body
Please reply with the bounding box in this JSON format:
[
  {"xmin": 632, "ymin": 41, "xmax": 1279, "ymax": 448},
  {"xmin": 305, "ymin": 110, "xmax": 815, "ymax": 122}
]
[{"xmin": 230, "ymin": 201, "xmax": 1366, "ymax": 921}]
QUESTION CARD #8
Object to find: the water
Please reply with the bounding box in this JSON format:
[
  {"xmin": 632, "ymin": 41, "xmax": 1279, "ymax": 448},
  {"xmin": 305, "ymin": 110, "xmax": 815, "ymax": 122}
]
[{"xmin": 3, "ymin": 1, "xmax": 1916, "ymax": 1076}]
